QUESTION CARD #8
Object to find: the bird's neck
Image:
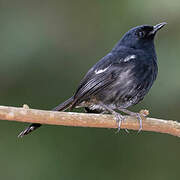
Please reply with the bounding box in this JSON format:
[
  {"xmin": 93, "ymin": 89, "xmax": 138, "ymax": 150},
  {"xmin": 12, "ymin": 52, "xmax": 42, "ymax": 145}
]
[
  {"xmin": 113, "ymin": 42, "xmax": 156, "ymax": 56},
  {"xmin": 142, "ymin": 42, "xmax": 156, "ymax": 56},
  {"xmin": 112, "ymin": 43, "xmax": 157, "ymax": 62}
]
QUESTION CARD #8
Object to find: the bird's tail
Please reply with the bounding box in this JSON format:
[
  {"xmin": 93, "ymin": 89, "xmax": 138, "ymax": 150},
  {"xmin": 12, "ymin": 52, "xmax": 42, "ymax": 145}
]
[{"xmin": 18, "ymin": 96, "xmax": 74, "ymax": 138}]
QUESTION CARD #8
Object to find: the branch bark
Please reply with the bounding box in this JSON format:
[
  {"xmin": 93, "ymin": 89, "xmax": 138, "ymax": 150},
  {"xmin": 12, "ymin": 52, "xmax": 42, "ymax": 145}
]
[{"xmin": 0, "ymin": 105, "xmax": 179, "ymax": 137}]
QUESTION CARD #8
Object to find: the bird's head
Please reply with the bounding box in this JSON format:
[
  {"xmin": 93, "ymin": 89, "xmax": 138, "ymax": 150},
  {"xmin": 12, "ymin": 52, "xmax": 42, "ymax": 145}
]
[{"xmin": 115, "ymin": 22, "xmax": 167, "ymax": 50}]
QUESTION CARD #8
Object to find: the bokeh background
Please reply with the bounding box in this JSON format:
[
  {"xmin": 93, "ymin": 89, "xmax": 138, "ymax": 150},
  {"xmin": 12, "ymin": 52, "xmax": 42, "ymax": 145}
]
[{"xmin": 0, "ymin": 0, "xmax": 180, "ymax": 179}]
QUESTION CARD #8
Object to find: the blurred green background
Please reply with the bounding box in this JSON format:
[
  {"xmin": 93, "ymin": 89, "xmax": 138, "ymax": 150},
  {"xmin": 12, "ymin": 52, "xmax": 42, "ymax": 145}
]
[{"xmin": 0, "ymin": 0, "xmax": 180, "ymax": 179}]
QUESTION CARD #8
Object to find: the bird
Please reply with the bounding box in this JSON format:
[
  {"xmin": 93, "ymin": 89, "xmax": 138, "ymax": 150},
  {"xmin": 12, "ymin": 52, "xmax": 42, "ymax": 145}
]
[{"xmin": 18, "ymin": 22, "xmax": 166, "ymax": 137}]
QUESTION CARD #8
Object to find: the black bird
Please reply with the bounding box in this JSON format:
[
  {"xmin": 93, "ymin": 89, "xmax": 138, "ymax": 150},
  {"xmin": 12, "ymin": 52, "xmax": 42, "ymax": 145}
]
[{"xmin": 18, "ymin": 22, "xmax": 166, "ymax": 137}]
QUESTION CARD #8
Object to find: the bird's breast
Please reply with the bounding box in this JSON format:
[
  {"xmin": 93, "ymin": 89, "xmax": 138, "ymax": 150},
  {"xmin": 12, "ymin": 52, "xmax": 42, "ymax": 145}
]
[{"xmin": 96, "ymin": 58, "xmax": 157, "ymax": 109}]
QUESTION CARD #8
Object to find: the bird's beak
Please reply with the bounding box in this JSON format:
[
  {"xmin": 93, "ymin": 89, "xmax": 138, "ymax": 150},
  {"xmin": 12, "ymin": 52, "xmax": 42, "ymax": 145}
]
[{"xmin": 151, "ymin": 22, "xmax": 167, "ymax": 35}]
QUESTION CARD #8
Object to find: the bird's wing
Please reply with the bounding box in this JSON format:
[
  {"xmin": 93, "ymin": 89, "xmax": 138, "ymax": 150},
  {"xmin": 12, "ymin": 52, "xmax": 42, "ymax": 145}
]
[{"xmin": 73, "ymin": 52, "xmax": 137, "ymax": 106}]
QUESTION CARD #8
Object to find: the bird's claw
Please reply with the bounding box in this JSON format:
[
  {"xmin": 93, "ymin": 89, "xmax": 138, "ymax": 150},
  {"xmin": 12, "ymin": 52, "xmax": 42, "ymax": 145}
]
[
  {"xmin": 135, "ymin": 113, "xmax": 143, "ymax": 133},
  {"xmin": 113, "ymin": 113, "xmax": 128, "ymax": 133}
]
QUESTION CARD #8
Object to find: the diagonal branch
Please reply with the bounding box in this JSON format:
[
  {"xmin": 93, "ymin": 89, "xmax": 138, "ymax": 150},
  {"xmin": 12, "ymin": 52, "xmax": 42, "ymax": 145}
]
[{"xmin": 0, "ymin": 105, "xmax": 179, "ymax": 137}]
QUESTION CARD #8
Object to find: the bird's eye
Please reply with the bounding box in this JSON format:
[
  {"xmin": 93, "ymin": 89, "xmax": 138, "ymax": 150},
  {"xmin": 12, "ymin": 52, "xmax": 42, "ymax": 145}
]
[{"xmin": 137, "ymin": 31, "xmax": 145, "ymax": 38}]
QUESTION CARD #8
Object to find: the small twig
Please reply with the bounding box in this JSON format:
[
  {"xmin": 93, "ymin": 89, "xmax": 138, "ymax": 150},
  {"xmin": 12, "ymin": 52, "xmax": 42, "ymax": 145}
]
[{"xmin": 0, "ymin": 105, "xmax": 179, "ymax": 137}]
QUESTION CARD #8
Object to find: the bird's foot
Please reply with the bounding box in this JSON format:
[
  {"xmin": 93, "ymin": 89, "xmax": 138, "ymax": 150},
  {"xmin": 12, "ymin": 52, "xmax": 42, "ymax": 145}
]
[
  {"xmin": 129, "ymin": 112, "xmax": 143, "ymax": 133},
  {"xmin": 113, "ymin": 112, "xmax": 128, "ymax": 133},
  {"xmin": 135, "ymin": 112, "xmax": 143, "ymax": 133},
  {"xmin": 119, "ymin": 109, "xmax": 143, "ymax": 132},
  {"xmin": 99, "ymin": 103, "xmax": 128, "ymax": 132}
]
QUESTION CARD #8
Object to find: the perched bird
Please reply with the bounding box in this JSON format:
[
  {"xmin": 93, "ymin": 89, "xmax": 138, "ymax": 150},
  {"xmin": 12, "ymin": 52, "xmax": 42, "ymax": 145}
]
[{"xmin": 18, "ymin": 22, "xmax": 166, "ymax": 137}]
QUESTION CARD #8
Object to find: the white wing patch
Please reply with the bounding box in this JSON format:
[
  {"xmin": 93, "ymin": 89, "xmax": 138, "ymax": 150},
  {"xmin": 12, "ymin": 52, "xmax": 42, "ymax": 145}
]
[
  {"xmin": 95, "ymin": 65, "xmax": 111, "ymax": 74},
  {"xmin": 94, "ymin": 55, "xmax": 136, "ymax": 74},
  {"xmin": 124, "ymin": 55, "xmax": 136, "ymax": 62}
]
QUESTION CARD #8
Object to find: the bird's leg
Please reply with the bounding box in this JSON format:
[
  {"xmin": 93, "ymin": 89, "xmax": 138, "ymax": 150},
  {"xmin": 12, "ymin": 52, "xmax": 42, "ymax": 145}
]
[
  {"xmin": 118, "ymin": 108, "xmax": 143, "ymax": 132},
  {"xmin": 99, "ymin": 103, "xmax": 125, "ymax": 132}
]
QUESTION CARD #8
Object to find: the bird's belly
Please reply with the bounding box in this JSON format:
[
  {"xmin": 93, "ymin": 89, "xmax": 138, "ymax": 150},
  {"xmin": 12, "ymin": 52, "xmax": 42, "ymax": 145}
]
[{"xmin": 96, "ymin": 74, "xmax": 154, "ymax": 109}]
